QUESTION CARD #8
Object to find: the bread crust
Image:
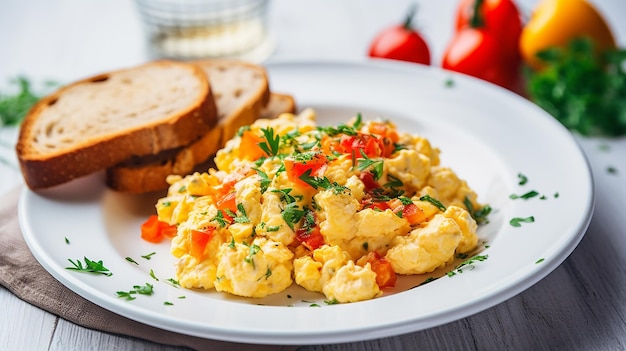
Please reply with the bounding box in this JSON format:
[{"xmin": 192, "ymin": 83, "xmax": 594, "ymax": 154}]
[
  {"xmin": 260, "ymin": 92, "xmax": 297, "ymax": 119},
  {"xmin": 16, "ymin": 60, "xmax": 217, "ymax": 189},
  {"xmin": 106, "ymin": 60, "xmax": 272, "ymax": 194}
]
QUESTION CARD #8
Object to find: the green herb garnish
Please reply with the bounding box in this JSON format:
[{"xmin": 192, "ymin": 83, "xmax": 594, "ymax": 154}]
[
  {"xmin": 517, "ymin": 173, "xmax": 528, "ymax": 186},
  {"xmin": 464, "ymin": 196, "xmax": 491, "ymax": 225},
  {"xmin": 356, "ymin": 150, "xmax": 384, "ymax": 180},
  {"xmin": 234, "ymin": 203, "xmax": 250, "ymax": 223},
  {"xmin": 281, "ymin": 202, "xmax": 306, "ymax": 230},
  {"xmin": 141, "ymin": 252, "xmax": 156, "ymax": 260},
  {"xmin": 116, "ymin": 283, "xmax": 154, "ymax": 300},
  {"xmin": 66, "ymin": 257, "xmax": 112, "ymax": 276},
  {"xmin": 510, "ymin": 216, "xmax": 535, "ymax": 227},
  {"xmin": 258, "ymin": 127, "xmax": 280, "ymax": 156},
  {"xmin": 254, "ymin": 168, "xmax": 271, "ymax": 194},
  {"xmin": 244, "ymin": 244, "xmax": 262, "ymax": 268},
  {"xmin": 211, "ymin": 210, "xmax": 230, "ymax": 227},
  {"xmin": 509, "ymin": 190, "xmax": 540, "ymax": 200},
  {"xmin": 447, "ymin": 254, "xmax": 489, "ymax": 277},
  {"xmin": 0, "ymin": 76, "xmax": 43, "ymax": 126},
  {"xmin": 419, "ymin": 195, "xmax": 446, "ymax": 212}
]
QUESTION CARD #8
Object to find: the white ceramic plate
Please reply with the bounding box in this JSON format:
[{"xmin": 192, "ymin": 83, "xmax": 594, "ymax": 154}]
[{"xmin": 19, "ymin": 61, "xmax": 594, "ymax": 345}]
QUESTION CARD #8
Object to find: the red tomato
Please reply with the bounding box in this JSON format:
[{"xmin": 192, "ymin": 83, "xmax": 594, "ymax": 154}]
[
  {"xmin": 140, "ymin": 215, "xmax": 177, "ymax": 243},
  {"xmin": 362, "ymin": 198, "xmax": 391, "ymax": 212},
  {"xmin": 443, "ymin": 0, "xmax": 522, "ymax": 91},
  {"xmin": 340, "ymin": 134, "xmax": 379, "ymax": 157},
  {"xmin": 284, "ymin": 153, "xmax": 328, "ymax": 189},
  {"xmin": 361, "ymin": 252, "xmax": 396, "ymax": 288},
  {"xmin": 216, "ymin": 191, "xmax": 237, "ymax": 222},
  {"xmin": 368, "ymin": 6, "xmax": 431, "ymax": 65},
  {"xmin": 442, "ymin": 27, "xmax": 516, "ymax": 90},
  {"xmin": 190, "ymin": 228, "xmax": 215, "ymax": 260},
  {"xmin": 295, "ymin": 226, "xmax": 325, "ymax": 251},
  {"xmin": 455, "ymin": 0, "xmax": 522, "ymax": 63},
  {"xmin": 358, "ymin": 171, "xmax": 380, "ymax": 191}
]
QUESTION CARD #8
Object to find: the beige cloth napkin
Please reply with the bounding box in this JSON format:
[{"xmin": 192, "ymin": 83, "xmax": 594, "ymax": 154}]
[{"xmin": 0, "ymin": 185, "xmax": 297, "ymax": 351}]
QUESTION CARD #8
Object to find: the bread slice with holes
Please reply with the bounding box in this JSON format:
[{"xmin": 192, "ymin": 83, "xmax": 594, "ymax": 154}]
[
  {"xmin": 105, "ymin": 60, "xmax": 272, "ymax": 194},
  {"xmin": 16, "ymin": 60, "xmax": 217, "ymax": 190}
]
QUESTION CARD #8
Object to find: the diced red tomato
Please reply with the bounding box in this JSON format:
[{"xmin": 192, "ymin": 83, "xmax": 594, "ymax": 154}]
[
  {"xmin": 363, "ymin": 200, "xmax": 391, "ymax": 212},
  {"xmin": 238, "ymin": 130, "xmax": 267, "ymax": 160},
  {"xmin": 141, "ymin": 215, "xmax": 177, "ymax": 243},
  {"xmin": 216, "ymin": 191, "xmax": 237, "ymax": 222},
  {"xmin": 359, "ymin": 171, "xmax": 380, "ymax": 191},
  {"xmin": 340, "ymin": 133, "xmax": 382, "ymax": 158},
  {"xmin": 284, "ymin": 153, "xmax": 328, "ymax": 189},
  {"xmin": 362, "ymin": 252, "xmax": 396, "ymax": 288},
  {"xmin": 190, "ymin": 228, "xmax": 215, "ymax": 260},
  {"xmin": 160, "ymin": 225, "xmax": 178, "ymax": 239},
  {"xmin": 295, "ymin": 226, "xmax": 325, "ymax": 251}
]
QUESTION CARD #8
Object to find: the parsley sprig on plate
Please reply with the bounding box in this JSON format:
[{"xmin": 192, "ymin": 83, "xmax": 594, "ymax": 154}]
[{"xmin": 65, "ymin": 257, "xmax": 112, "ymax": 276}]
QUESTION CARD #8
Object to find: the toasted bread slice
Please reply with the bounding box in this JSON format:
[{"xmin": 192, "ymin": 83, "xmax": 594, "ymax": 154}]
[
  {"xmin": 16, "ymin": 60, "xmax": 217, "ymax": 190},
  {"xmin": 259, "ymin": 92, "xmax": 297, "ymax": 119},
  {"xmin": 105, "ymin": 60, "xmax": 271, "ymax": 193}
]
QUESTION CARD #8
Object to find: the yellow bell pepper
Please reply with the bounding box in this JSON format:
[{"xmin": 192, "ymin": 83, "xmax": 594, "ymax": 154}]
[{"xmin": 520, "ymin": 0, "xmax": 616, "ymax": 69}]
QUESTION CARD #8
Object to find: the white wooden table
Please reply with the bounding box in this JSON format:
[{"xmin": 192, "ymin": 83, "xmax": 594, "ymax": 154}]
[{"xmin": 2, "ymin": 0, "xmax": 626, "ymax": 350}]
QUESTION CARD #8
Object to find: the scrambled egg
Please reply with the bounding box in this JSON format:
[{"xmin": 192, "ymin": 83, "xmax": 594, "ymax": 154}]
[{"xmin": 155, "ymin": 109, "xmax": 489, "ymax": 303}]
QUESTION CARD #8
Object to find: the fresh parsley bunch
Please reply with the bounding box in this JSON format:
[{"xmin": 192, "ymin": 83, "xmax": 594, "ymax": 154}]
[
  {"xmin": 525, "ymin": 37, "xmax": 626, "ymax": 136},
  {"xmin": 0, "ymin": 76, "xmax": 42, "ymax": 127}
]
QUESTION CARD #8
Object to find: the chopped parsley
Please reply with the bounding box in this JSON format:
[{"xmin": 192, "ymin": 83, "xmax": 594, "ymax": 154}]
[
  {"xmin": 244, "ymin": 244, "xmax": 262, "ymax": 268},
  {"xmin": 464, "ymin": 197, "xmax": 491, "ymax": 225},
  {"xmin": 509, "ymin": 190, "xmax": 540, "ymax": 200},
  {"xmin": 447, "ymin": 254, "xmax": 489, "ymax": 277},
  {"xmin": 510, "ymin": 216, "xmax": 535, "ymax": 227},
  {"xmin": 254, "ymin": 168, "xmax": 271, "ymax": 193},
  {"xmin": 419, "ymin": 195, "xmax": 446, "ymax": 212},
  {"xmin": 234, "ymin": 203, "xmax": 250, "ymax": 223},
  {"xmin": 116, "ymin": 283, "xmax": 154, "ymax": 301},
  {"xmin": 125, "ymin": 257, "xmax": 139, "ymax": 265},
  {"xmin": 356, "ymin": 150, "xmax": 384, "ymax": 180},
  {"xmin": 211, "ymin": 210, "xmax": 230, "ymax": 227},
  {"xmin": 281, "ymin": 202, "xmax": 306, "ymax": 230},
  {"xmin": 258, "ymin": 127, "xmax": 280, "ymax": 156},
  {"xmin": 517, "ymin": 173, "xmax": 528, "ymax": 186},
  {"xmin": 141, "ymin": 252, "xmax": 156, "ymax": 260},
  {"xmin": 66, "ymin": 257, "xmax": 112, "ymax": 276}
]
